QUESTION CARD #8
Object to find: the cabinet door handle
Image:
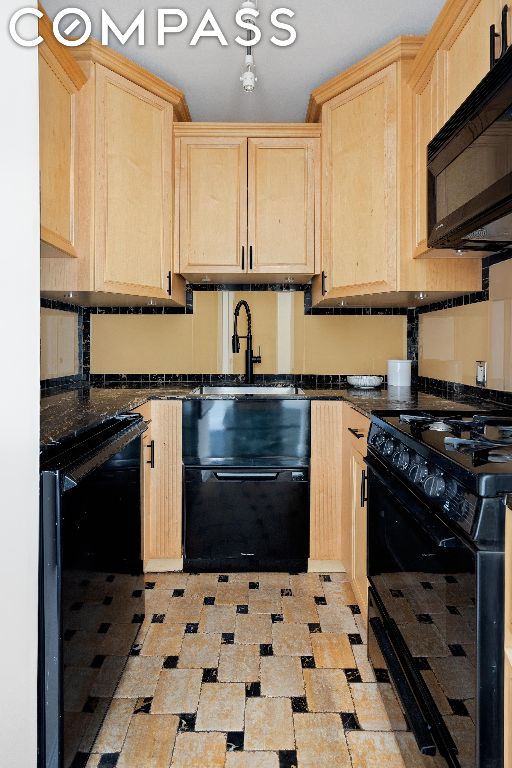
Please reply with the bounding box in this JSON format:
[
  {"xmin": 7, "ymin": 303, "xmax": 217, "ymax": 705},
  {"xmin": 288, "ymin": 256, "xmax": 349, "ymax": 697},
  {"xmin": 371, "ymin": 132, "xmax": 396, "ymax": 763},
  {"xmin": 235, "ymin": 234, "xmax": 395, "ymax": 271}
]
[
  {"xmin": 167, "ymin": 271, "xmax": 172, "ymax": 296},
  {"xmin": 321, "ymin": 271, "xmax": 327, "ymax": 296},
  {"xmin": 249, "ymin": 245, "xmax": 253, "ymax": 270},
  {"xmin": 146, "ymin": 440, "xmax": 155, "ymax": 468},
  {"xmin": 348, "ymin": 427, "xmax": 365, "ymax": 439},
  {"xmin": 241, "ymin": 246, "xmax": 245, "ymax": 271},
  {"xmin": 360, "ymin": 469, "xmax": 367, "ymax": 507}
]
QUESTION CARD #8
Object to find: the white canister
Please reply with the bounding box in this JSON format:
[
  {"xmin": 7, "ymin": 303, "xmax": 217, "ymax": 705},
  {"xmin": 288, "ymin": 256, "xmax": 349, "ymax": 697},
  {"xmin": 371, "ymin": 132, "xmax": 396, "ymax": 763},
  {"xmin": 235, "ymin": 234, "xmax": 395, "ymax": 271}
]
[{"xmin": 387, "ymin": 359, "xmax": 412, "ymax": 388}]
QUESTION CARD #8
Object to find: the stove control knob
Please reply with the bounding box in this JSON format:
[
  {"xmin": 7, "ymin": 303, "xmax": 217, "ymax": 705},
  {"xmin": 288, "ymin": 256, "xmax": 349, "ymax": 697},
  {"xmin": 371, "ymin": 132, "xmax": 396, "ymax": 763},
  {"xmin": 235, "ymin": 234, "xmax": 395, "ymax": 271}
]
[
  {"xmin": 409, "ymin": 460, "xmax": 428, "ymax": 485},
  {"xmin": 372, "ymin": 432, "xmax": 386, "ymax": 450},
  {"xmin": 397, "ymin": 448, "xmax": 410, "ymax": 471},
  {"xmin": 383, "ymin": 439, "xmax": 396, "ymax": 456},
  {"xmin": 424, "ymin": 473, "xmax": 446, "ymax": 498}
]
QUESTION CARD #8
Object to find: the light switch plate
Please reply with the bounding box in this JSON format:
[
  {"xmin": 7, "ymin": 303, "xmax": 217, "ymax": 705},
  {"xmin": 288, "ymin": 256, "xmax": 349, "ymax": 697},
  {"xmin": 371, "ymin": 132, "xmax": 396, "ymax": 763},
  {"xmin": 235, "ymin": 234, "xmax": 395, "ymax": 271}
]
[{"xmin": 476, "ymin": 361, "xmax": 487, "ymax": 387}]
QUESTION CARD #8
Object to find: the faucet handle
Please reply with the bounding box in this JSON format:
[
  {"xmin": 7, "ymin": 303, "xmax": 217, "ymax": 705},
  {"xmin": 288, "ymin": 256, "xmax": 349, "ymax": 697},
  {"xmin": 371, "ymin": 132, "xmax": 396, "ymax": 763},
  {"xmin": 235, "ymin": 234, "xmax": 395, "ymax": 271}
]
[{"xmin": 254, "ymin": 346, "xmax": 262, "ymax": 364}]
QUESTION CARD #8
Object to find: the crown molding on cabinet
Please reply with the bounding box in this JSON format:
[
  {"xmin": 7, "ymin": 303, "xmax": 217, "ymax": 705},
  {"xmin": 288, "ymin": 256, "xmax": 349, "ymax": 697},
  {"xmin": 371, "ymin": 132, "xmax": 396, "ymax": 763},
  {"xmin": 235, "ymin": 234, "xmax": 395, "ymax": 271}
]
[
  {"xmin": 306, "ymin": 35, "xmax": 424, "ymax": 123},
  {"xmin": 38, "ymin": 5, "xmax": 87, "ymax": 91},
  {"xmin": 174, "ymin": 122, "xmax": 322, "ymax": 138},
  {"xmin": 70, "ymin": 39, "xmax": 191, "ymax": 122}
]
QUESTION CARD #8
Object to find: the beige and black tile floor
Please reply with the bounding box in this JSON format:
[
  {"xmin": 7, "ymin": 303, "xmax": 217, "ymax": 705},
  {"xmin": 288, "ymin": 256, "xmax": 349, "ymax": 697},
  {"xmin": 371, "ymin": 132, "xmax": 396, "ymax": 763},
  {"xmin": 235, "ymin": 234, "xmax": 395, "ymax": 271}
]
[{"xmin": 62, "ymin": 571, "xmax": 445, "ymax": 768}]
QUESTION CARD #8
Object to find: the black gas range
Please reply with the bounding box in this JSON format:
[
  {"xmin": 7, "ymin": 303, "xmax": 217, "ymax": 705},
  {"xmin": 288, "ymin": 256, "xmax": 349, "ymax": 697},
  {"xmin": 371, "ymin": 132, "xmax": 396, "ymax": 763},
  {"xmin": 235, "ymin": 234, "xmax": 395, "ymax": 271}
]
[{"xmin": 365, "ymin": 409, "xmax": 510, "ymax": 768}]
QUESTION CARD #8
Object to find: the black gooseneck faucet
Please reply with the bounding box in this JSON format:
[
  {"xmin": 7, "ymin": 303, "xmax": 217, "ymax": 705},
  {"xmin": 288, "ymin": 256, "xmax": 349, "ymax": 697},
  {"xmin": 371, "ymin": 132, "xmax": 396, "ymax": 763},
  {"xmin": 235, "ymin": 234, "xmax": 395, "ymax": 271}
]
[{"xmin": 232, "ymin": 300, "xmax": 262, "ymax": 385}]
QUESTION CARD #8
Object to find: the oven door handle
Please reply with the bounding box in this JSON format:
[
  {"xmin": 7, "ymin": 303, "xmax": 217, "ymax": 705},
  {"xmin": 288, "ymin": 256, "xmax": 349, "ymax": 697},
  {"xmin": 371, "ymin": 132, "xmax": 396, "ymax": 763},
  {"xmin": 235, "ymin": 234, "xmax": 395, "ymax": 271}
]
[
  {"xmin": 365, "ymin": 456, "xmax": 460, "ymax": 549},
  {"xmin": 369, "ymin": 615, "xmax": 437, "ymax": 756}
]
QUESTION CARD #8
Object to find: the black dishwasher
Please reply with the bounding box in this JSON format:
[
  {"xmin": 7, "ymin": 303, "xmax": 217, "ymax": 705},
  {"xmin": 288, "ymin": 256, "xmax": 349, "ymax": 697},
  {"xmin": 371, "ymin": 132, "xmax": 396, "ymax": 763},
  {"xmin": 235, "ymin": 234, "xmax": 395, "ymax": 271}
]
[{"xmin": 183, "ymin": 398, "xmax": 310, "ymax": 572}]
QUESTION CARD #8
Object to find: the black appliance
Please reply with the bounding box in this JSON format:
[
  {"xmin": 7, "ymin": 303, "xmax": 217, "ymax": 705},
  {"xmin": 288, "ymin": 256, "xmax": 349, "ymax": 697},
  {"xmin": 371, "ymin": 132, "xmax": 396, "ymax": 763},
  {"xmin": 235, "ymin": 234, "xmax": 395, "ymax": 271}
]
[
  {"xmin": 182, "ymin": 398, "xmax": 310, "ymax": 572},
  {"xmin": 39, "ymin": 413, "xmax": 147, "ymax": 768},
  {"xmin": 427, "ymin": 44, "xmax": 512, "ymax": 251},
  {"xmin": 366, "ymin": 410, "xmax": 511, "ymax": 768}
]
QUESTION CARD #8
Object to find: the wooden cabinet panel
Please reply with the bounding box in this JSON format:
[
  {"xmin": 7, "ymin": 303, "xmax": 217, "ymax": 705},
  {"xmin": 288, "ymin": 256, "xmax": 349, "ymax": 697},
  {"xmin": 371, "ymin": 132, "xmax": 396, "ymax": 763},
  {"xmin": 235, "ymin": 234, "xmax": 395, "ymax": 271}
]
[
  {"xmin": 322, "ymin": 65, "xmax": 397, "ymax": 295},
  {"xmin": 310, "ymin": 401, "xmax": 344, "ymax": 567},
  {"xmin": 95, "ymin": 66, "xmax": 174, "ymax": 298},
  {"xmin": 144, "ymin": 400, "xmax": 183, "ymax": 568},
  {"xmin": 248, "ymin": 138, "xmax": 318, "ymax": 275},
  {"xmin": 506, "ymin": 506, "xmax": 512, "ymax": 768},
  {"xmin": 177, "ymin": 137, "xmax": 247, "ymax": 275},
  {"xmin": 39, "ymin": 14, "xmax": 86, "ymax": 259}
]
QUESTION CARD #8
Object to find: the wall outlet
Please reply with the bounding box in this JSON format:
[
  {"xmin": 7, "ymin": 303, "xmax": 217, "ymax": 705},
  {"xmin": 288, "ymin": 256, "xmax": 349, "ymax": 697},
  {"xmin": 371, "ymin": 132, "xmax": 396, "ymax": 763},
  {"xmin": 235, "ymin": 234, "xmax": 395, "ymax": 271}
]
[{"xmin": 476, "ymin": 361, "xmax": 487, "ymax": 387}]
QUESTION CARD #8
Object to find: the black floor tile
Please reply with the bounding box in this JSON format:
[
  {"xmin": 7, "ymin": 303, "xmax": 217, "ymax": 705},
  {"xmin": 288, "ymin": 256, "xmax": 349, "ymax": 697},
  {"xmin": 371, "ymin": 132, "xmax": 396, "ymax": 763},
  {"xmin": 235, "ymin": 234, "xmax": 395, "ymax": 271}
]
[
  {"xmin": 144, "ymin": 581, "xmax": 155, "ymax": 590},
  {"xmin": 300, "ymin": 656, "xmax": 315, "ymax": 668},
  {"xmin": 279, "ymin": 749, "xmax": 298, "ymax": 768},
  {"xmin": 202, "ymin": 668, "xmax": 218, "ymax": 683},
  {"xmin": 218, "ymin": 575, "xmax": 229, "ymax": 582},
  {"xmin": 271, "ymin": 614, "xmax": 283, "ymax": 623},
  {"xmin": 281, "ymin": 589, "xmax": 293, "ymax": 597},
  {"xmin": 259, "ymin": 644, "xmax": 273, "ymax": 657},
  {"xmin": 132, "ymin": 589, "xmax": 142, "ymax": 598},
  {"xmin": 64, "ymin": 629, "xmax": 76, "ymax": 641},
  {"xmin": 448, "ymin": 698, "xmax": 470, "ymax": 716},
  {"xmin": 348, "ymin": 605, "xmax": 361, "ymax": 615},
  {"xmin": 416, "ymin": 613, "xmax": 433, "ymax": 624},
  {"xmin": 203, "ymin": 596, "xmax": 215, "ymax": 605},
  {"xmin": 177, "ymin": 713, "xmax": 196, "ymax": 732},
  {"xmin": 291, "ymin": 696, "xmax": 308, "ymax": 713},
  {"xmin": 103, "ymin": 596, "xmax": 113, "ymax": 606},
  {"xmin": 375, "ymin": 669, "xmax": 390, "ymax": 683},
  {"xmin": 413, "ymin": 657, "xmax": 431, "ymax": 671},
  {"xmin": 82, "ymin": 696, "xmax": 99, "ymax": 713},
  {"xmin": 236, "ymin": 605, "xmax": 249, "ymax": 614},
  {"xmin": 172, "ymin": 589, "xmax": 184, "ymax": 597},
  {"xmin": 91, "ymin": 655, "xmax": 106, "ymax": 669},
  {"xmin": 341, "ymin": 712, "xmax": 361, "ymax": 730},
  {"xmin": 348, "ymin": 634, "xmax": 362, "ymax": 645},
  {"xmin": 308, "ymin": 623, "xmax": 321, "ymax": 633},
  {"xmin": 390, "ymin": 589, "xmax": 403, "ymax": 598},
  {"xmin": 134, "ymin": 697, "xmax": 152, "ymax": 714},
  {"xmin": 226, "ymin": 731, "xmax": 244, "ymax": 751},
  {"xmin": 152, "ymin": 614, "xmax": 165, "ymax": 624},
  {"xmin": 222, "ymin": 633, "xmax": 235, "ymax": 644},
  {"xmin": 245, "ymin": 681, "xmax": 261, "ymax": 697},
  {"xmin": 344, "ymin": 668, "xmax": 362, "ymax": 683},
  {"xmin": 132, "ymin": 614, "xmax": 144, "ymax": 624},
  {"xmin": 106, "ymin": 575, "xmax": 115, "ymax": 583},
  {"xmin": 70, "ymin": 753, "xmax": 90, "ymax": 768},
  {"xmin": 249, "ymin": 582, "xmax": 259, "ymax": 590},
  {"xmin": 185, "ymin": 623, "xmax": 199, "ymax": 633},
  {"xmin": 320, "ymin": 575, "xmax": 331, "ymax": 582},
  {"xmin": 98, "ymin": 755, "xmax": 119, "ymax": 768},
  {"xmin": 449, "ymin": 644, "xmax": 466, "ymax": 657},
  {"xmin": 314, "ymin": 596, "xmax": 327, "ymax": 605},
  {"xmin": 130, "ymin": 644, "xmax": 142, "ymax": 657},
  {"xmin": 163, "ymin": 656, "xmax": 179, "ymax": 669}
]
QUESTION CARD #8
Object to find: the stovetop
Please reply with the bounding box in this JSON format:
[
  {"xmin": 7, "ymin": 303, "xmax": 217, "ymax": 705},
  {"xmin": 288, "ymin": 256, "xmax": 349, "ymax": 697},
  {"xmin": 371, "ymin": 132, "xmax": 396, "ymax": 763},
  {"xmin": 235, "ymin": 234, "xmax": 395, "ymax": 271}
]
[{"xmin": 370, "ymin": 409, "xmax": 512, "ymax": 499}]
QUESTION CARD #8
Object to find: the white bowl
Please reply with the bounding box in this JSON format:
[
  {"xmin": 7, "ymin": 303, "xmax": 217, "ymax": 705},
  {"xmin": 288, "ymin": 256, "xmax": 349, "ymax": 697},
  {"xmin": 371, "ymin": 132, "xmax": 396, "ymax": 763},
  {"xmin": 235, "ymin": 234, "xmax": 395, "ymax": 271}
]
[{"xmin": 346, "ymin": 375, "xmax": 384, "ymax": 389}]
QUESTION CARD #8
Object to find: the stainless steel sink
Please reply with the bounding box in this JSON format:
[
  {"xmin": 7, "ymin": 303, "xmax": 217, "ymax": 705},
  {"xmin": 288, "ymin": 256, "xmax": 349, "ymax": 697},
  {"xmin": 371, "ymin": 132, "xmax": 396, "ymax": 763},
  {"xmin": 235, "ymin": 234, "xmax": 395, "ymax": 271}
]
[{"xmin": 191, "ymin": 385, "xmax": 305, "ymax": 396}]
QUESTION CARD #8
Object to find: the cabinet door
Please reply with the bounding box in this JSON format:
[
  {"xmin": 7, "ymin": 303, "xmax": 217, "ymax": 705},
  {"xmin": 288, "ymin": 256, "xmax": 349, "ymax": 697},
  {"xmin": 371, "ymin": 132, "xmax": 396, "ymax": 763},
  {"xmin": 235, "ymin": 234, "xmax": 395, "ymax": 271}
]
[
  {"xmin": 506, "ymin": 507, "xmax": 512, "ymax": 768},
  {"xmin": 310, "ymin": 401, "xmax": 344, "ymax": 567},
  {"xmin": 144, "ymin": 401, "xmax": 183, "ymax": 569},
  {"xmin": 248, "ymin": 138, "xmax": 319, "ymax": 275},
  {"xmin": 178, "ymin": 137, "xmax": 247, "ymax": 275},
  {"xmin": 351, "ymin": 449, "xmax": 368, "ymax": 619},
  {"xmin": 322, "ymin": 64, "xmax": 397, "ymax": 296},
  {"xmin": 39, "ymin": 20, "xmax": 86, "ymax": 258},
  {"xmin": 94, "ymin": 65, "xmax": 174, "ymax": 299}
]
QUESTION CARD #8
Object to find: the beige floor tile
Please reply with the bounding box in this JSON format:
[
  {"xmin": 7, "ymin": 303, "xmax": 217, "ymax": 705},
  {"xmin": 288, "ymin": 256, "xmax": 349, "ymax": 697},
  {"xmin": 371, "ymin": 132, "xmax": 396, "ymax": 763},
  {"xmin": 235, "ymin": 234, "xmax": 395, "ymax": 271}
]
[
  {"xmin": 229, "ymin": 572, "xmax": 260, "ymax": 583},
  {"xmin": 257, "ymin": 573, "xmax": 291, "ymax": 589},
  {"xmin": 93, "ymin": 698, "xmax": 134, "ymax": 753},
  {"xmin": 248, "ymin": 588, "xmax": 282, "ymax": 615},
  {"xmin": 117, "ymin": 713, "xmax": 178, "ymax": 768},
  {"xmin": 63, "ymin": 667, "xmax": 98, "ymax": 712},
  {"xmin": 260, "ymin": 656, "xmax": 304, "ymax": 697},
  {"xmin": 225, "ymin": 752, "xmax": 279, "ymax": 768},
  {"xmin": 142, "ymin": 590, "xmax": 172, "ymax": 615},
  {"xmin": 352, "ymin": 644, "xmax": 376, "ymax": 682},
  {"xmin": 171, "ymin": 732, "xmax": 227, "ymax": 768},
  {"xmin": 347, "ymin": 730, "xmax": 407, "ymax": 768},
  {"xmin": 195, "ymin": 682, "xmax": 246, "ymax": 732},
  {"xmin": 429, "ymin": 657, "xmax": 476, "ymax": 700},
  {"xmin": 317, "ymin": 604, "xmax": 358, "ymax": 633},
  {"xmin": 199, "ymin": 604, "xmax": 237, "ymax": 634},
  {"xmin": 399, "ymin": 623, "xmax": 450, "ymax": 658},
  {"xmin": 272, "ymin": 623, "xmax": 312, "ymax": 656},
  {"xmin": 141, "ymin": 623, "xmax": 185, "ymax": 657},
  {"xmin": 289, "ymin": 573, "xmax": 324, "ymax": 597},
  {"xmin": 282, "ymin": 596, "xmax": 319, "ymax": 624},
  {"xmin": 218, "ymin": 643, "xmax": 260, "ymax": 683},
  {"xmin": 79, "ymin": 700, "xmax": 111, "ymax": 752},
  {"xmin": 244, "ymin": 697, "xmax": 295, "ymax": 751},
  {"xmin": 150, "ymin": 572, "xmax": 189, "ymax": 590},
  {"xmin": 304, "ymin": 668, "xmax": 353, "ymax": 712},
  {"xmin": 114, "ymin": 657, "xmax": 162, "ymax": 698},
  {"xmin": 294, "ymin": 712, "xmax": 351, "ymax": 767},
  {"xmin": 328, "ymin": 573, "xmax": 351, "ymax": 583},
  {"xmin": 394, "ymin": 732, "xmax": 447, "ymax": 768},
  {"xmin": 216, "ymin": 582, "xmax": 250, "ymax": 605},
  {"xmin": 351, "ymin": 683, "xmax": 407, "ymax": 731},
  {"xmin": 165, "ymin": 598, "xmax": 203, "ymax": 624},
  {"xmin": 99, "ymin": 624, "xmax": 140, "ymax": 656},
  {"xmin": 311, "ymin": 633, "xmax": 355, "ymax": 668},
  {"xmin": 235, "ymin": 613, "xmax": 272, "ymax": 645},
  {"xmin": 323, "ymin": 582, "xmax": 356, "ymax": 605},
  {"xmin": 152, "ymin": 668, "xmax": 202, "ymax": 714},
  {"xmin": 178, "ymin": 633, "xmax": 222, "ymax": 669},
  {"xmin": 90, "ymin": 655, "xmax": 126, "ymax": 698}
]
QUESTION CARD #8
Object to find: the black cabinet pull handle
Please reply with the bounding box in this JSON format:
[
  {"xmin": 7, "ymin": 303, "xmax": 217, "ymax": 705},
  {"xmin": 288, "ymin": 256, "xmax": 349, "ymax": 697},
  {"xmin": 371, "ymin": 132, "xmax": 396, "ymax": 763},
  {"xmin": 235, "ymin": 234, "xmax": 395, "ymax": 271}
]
[
  {"xmin": 321, "ymin": 270, "xmax": 327, "ymax": 296},
  {"xmin": 241, "ymin": 245, "xmax": 245, "ymax": 271},
  {"xmin": 360, "ymin": 469, "xmax": 367, "ymax": 507},
  {"xmin": 249, "ymin": 245, "xmax": 253, "ymax": 270},
  {"xmin": 167, "ymin": 271, "xmax": 172, "ymax": 296},
  {"xmin": 146, "ymin": 440, "xmax": 155, "ymax": 468},
  {"xmin": 348, "ymin": 427, "xmax": 365, "ymax": 439}
]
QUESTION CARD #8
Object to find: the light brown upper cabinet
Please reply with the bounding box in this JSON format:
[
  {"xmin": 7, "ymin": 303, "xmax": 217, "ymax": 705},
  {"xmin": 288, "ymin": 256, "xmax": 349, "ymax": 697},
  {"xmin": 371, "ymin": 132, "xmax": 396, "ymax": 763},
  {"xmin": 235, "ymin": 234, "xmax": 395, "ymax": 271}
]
[
  {"xmin": 38, "ymin": 11, "xmax": 86, "ymax": 259},
  {"xmin": 175, "ymin": 125, "xmax": 320, "ymax": 283},
  {"xmin": 40, "ymin": 36, "xmax": 190, "ymax": 307},
  {"xmin": 409, "ymin": 0, "xmax": 503, "ymax": 260},
  {"xmin": 307, "ymin": 37, "xmax": 482, "ymax": 306}
]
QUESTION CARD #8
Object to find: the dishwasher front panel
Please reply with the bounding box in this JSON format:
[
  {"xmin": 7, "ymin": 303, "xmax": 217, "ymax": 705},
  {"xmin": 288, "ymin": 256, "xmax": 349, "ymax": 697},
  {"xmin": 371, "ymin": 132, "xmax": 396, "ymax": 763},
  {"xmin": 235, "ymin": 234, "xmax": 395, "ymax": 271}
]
[{"xmin": 184, "ymin": 467, "xmax": 310, "ymax": 572}]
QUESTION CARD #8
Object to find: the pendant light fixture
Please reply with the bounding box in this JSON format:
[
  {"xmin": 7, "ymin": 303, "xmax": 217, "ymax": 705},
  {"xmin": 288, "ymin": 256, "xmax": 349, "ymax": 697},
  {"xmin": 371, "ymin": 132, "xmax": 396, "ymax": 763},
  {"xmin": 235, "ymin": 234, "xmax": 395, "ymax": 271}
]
[{"xmin": 239, "ymin": 0, "xmax": 258, "ymax": 92}]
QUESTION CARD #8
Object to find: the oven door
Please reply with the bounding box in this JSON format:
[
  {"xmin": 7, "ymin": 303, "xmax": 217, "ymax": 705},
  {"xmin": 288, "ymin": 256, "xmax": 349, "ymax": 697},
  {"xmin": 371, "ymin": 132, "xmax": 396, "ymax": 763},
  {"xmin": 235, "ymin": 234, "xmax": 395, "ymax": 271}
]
[{"xmin": 366, "ymin": 452, "xmax": 478, "ymax": 768}]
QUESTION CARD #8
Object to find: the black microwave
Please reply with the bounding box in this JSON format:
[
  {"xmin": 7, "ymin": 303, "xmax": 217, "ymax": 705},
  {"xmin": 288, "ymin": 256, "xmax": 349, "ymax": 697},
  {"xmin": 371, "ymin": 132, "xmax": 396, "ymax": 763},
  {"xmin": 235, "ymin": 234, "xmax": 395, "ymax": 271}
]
[{"xmin": 427, "ymin": 46, "xmax": 512, "ymax": 251}]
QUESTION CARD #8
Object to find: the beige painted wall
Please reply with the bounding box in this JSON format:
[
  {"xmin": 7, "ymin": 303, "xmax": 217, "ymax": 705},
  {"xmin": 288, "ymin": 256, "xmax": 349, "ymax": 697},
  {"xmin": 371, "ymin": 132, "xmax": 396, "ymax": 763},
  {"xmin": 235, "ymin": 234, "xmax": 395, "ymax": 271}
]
[
  {"xmin": 91, "ymin": 291, "xmax": 407, "ymax": 375},
  {"xmin": 40, "ymin": 307, "xmax": 79, "ymax": 379},
  {"xmin": 419, "ymin": 260, "xmax": 512, "ymax": 391}
]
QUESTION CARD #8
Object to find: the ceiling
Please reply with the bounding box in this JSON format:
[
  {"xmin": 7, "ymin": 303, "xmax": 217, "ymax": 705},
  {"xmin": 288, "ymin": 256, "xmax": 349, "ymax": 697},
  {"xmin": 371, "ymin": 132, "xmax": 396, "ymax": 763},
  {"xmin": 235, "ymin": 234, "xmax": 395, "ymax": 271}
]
[{"xmin": 42, "ymin": 0, "xmax": 446, "ymax": 121}]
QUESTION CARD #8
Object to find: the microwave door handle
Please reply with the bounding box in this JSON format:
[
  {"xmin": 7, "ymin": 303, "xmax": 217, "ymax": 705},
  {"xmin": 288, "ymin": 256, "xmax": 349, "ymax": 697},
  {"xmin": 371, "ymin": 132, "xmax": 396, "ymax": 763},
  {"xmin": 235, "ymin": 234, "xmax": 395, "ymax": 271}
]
[
  {"xmin": 365, "ymin": 457, "xmax": 460, "ymax": 550},
  {"xmin": 369, "ymin": 616, "xmax": 437, "ymax": 756}
]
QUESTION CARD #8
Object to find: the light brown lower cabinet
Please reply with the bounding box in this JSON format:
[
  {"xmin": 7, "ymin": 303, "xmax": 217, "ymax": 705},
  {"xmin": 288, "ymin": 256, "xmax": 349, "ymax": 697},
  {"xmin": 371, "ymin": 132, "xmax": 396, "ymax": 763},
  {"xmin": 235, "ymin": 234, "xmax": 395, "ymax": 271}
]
[
  {"xmin": 505, "ymin": 506, "xmax": 512, "ymax": 768},
  {"xmin": 134, "ymin": 400, "xmax": 183, "ymax": 572}
]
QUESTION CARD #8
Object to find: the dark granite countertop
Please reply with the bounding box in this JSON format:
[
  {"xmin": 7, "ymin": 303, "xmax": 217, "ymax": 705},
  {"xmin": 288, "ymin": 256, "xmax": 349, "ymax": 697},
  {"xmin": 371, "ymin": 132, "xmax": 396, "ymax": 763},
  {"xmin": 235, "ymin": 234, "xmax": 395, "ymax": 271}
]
[{"xmin": 40, "ymin": 383, "xmax": 496, "ymax": 450}]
